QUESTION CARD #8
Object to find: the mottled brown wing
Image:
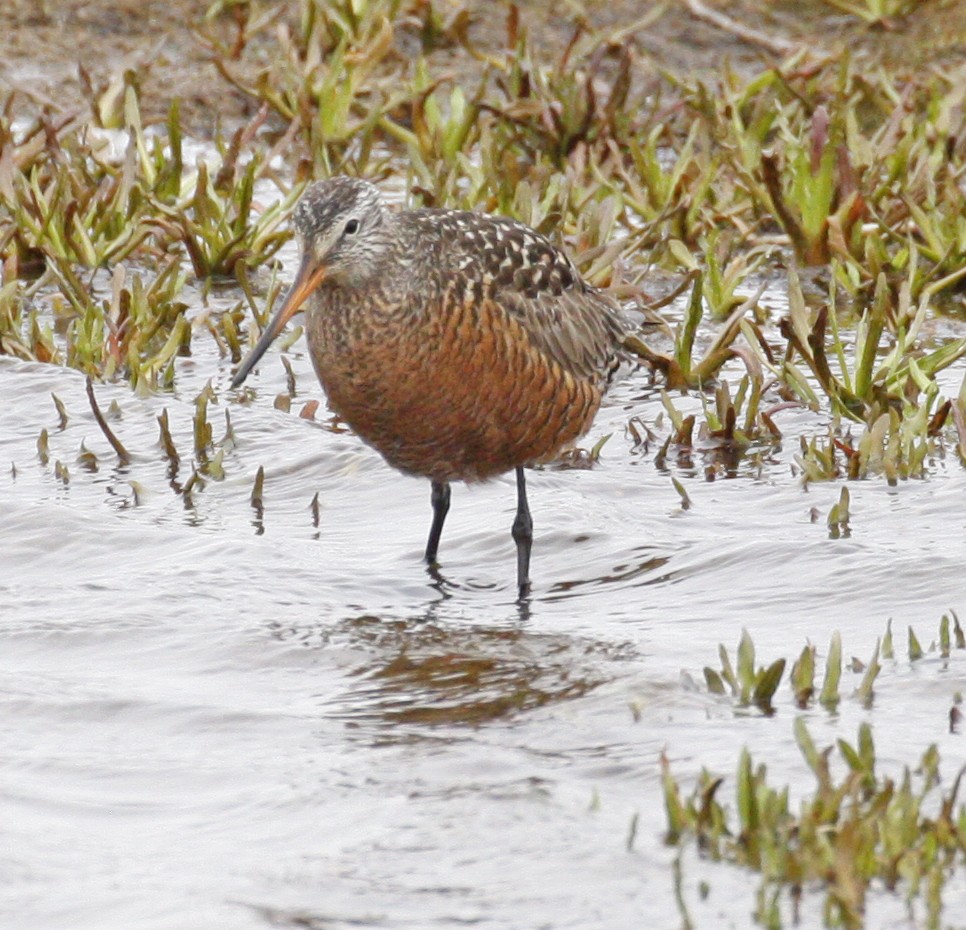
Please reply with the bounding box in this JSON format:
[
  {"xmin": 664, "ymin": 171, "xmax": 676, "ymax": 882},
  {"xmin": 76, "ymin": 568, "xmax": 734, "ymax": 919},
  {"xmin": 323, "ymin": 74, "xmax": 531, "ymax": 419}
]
[
  {"xmin": 497, "ymin": 284, "xmax": 626, "ymax": 388},
  {"xmin": 413, "ymin": 208, "xmax": 627, "ymax": 388}
]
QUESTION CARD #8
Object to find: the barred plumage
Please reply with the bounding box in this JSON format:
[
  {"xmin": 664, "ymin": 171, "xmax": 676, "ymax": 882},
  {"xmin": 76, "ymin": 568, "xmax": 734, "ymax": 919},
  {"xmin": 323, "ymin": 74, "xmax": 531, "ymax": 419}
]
[{"xmin": 232, "ymin": 176, "xmax": 629, "ymax": 597}]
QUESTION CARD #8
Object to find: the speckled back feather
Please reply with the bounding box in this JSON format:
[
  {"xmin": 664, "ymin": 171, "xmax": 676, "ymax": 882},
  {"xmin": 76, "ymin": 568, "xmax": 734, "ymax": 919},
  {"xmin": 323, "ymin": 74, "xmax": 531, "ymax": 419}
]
[{"xmin": 406, "ymin": 208, "xmax": 627, "ymax": 389}]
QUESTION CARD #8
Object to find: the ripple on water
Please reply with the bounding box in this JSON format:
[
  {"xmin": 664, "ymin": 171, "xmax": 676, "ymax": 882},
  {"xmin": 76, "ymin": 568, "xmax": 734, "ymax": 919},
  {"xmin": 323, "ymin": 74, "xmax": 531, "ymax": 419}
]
[
  {"xmin": 312, "ymin": 615, "xmax": 637, "ymax": 732},
  {"xmin": 4, "ymin": 312, "xmax": 966, "ymax": 929}
]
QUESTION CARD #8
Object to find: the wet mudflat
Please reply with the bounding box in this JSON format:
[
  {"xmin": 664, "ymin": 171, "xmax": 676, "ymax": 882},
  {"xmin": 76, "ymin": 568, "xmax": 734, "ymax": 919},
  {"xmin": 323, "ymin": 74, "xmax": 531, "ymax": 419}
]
[{"xmin": 3, "ymin": 1, "xmax": 966, "ymax": 928}]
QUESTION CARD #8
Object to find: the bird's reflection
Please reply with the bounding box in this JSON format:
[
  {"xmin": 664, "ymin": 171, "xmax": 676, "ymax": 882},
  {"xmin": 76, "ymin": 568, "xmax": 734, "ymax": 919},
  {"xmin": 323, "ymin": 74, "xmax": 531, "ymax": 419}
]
[{"xmin": 267, "ymin": 587, "xmax": 627, "ymax": 735}]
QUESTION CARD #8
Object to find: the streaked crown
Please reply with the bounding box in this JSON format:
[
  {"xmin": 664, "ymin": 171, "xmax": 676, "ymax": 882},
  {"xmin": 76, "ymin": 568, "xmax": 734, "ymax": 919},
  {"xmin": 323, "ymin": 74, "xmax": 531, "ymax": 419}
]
[{"xmin": 294, "ymin": 177, "xmax": 395, "ymax": 285}]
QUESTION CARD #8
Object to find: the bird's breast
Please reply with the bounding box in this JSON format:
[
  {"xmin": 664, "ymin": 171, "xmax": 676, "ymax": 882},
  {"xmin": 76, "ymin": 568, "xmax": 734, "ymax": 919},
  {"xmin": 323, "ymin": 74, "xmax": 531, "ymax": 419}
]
[{"xmin": 304, "ymin": 287, "xmax": 601, "ymax": 483}]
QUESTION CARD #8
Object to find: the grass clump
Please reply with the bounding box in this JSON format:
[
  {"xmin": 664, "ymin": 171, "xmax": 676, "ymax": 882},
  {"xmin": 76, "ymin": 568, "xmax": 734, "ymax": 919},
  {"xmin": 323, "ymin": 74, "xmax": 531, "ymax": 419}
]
[
  {"xmin": 663, "ymin": 721, "xmax": 966, "ymax": 929},
  {"xmin": 0, "ymin": 85, "xmax": 293, "ymax": 386},
  {"xmin": 703, "ymin": 615, "xmax": 964, "ymax": 715},
  {"xmin": 703, "ymin": 628, "xmax": 786, "ymax": 714},
  {"xmin": 675, "ymin": 612, "xmax": 966, "ymax": 926},
  {"xmin": 4, "ymin": 0, "xmax": 966, "ymax": 492}
]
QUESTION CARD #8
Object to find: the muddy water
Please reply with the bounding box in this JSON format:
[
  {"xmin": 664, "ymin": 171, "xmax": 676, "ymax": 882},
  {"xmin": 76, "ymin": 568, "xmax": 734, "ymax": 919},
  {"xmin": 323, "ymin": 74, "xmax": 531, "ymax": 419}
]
[{"xmin": 2, "ymin": 277, "xmax": 966, "ymax": 929}]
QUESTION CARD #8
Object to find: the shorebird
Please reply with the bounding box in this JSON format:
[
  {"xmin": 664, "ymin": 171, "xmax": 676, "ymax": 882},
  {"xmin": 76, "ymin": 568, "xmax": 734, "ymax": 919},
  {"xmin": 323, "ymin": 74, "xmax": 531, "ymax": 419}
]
[{"xmin": 231, "ymin": 177, "xmax": 627, "ymax": 598}]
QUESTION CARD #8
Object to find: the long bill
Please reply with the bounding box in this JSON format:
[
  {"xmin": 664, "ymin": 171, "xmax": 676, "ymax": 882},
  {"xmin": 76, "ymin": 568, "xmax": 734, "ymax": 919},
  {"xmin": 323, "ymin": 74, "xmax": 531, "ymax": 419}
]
[{"xmin": 230, "ymin": 256, "xmax": 327, "ymax": 388}]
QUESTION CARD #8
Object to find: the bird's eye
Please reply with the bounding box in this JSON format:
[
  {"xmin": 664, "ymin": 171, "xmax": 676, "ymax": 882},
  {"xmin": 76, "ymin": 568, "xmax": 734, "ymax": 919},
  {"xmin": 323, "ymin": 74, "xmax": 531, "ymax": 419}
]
[{"xmin": 344, "ymin": 219, "xmax": 359, "ymax": 236}]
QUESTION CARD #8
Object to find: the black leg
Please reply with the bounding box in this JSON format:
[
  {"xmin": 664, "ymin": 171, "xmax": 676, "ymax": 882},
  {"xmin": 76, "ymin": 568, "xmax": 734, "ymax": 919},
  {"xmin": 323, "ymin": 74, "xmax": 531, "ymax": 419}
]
[
  {"xmin": 511, "ymin": 466, "xmax": 532, "ymax": 598},
  {"xmin": 425, "ymin": 480, "xmax": 451, "ymax": 564}
]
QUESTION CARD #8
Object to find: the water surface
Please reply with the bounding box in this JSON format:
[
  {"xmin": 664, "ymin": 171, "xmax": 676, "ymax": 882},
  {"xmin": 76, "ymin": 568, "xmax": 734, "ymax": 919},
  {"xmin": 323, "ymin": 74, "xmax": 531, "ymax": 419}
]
[{"xmin": 2, "ymin": 289, "xmax": 965, "ymax": 929}]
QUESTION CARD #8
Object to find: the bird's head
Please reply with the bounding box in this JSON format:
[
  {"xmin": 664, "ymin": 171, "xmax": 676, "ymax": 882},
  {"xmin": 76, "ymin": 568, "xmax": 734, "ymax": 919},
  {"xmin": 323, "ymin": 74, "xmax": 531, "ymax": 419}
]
[
  {"xmin": 293, "ymin": 177, "xmax": 393, "ymax": 286},
  {"xmin": 231, "ymin": 177, "xmax": 392, "ymax": 388}
]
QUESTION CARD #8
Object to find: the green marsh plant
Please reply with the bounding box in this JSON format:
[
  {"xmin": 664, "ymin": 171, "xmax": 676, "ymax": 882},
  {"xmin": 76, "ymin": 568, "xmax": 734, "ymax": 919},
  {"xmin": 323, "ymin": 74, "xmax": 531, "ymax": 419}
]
[{"xmin": 663, "ymin": 720, "xmax": 966, "ymax": 929}]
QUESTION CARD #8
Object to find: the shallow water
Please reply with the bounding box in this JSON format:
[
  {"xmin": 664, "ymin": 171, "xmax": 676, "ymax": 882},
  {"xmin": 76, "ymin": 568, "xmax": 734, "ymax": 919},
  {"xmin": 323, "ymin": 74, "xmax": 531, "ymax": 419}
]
[{"xmin": 2, "ymin": 282, "xmax": 966, "ymax": 930}]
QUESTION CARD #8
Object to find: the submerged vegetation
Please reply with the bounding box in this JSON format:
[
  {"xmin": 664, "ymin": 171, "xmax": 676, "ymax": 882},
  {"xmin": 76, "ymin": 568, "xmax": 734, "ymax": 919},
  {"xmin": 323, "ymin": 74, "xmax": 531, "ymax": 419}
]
[
  {"xmin": 701, "ymin": 614, "xmax": 965, "ymax": 715},
  {"xmin": 664, "ymin": 717, "xmax": 965, "ymax": 929},
  {"xmin": 667, "ymin": 617, "xmax": 966, "ymax": 929}
]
